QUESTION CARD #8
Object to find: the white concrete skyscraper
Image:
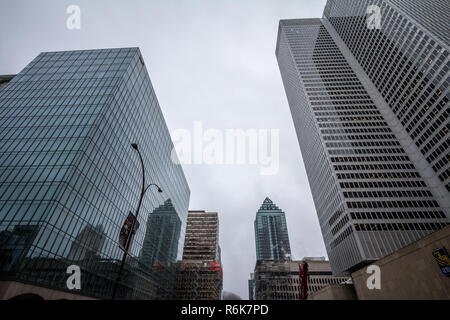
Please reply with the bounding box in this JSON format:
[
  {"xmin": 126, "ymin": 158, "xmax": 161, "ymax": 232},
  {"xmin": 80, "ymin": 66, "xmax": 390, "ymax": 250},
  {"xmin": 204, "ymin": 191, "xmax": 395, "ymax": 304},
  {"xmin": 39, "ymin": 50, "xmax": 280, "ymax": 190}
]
[{"xmin": 276, "ymin": 0, "xmax": 449, "ymax": 274}]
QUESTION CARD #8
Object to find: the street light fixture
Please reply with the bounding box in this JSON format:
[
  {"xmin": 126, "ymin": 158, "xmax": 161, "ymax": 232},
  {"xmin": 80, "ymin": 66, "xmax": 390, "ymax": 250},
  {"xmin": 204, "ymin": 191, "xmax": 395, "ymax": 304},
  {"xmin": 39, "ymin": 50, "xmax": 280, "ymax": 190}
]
[{"xmin": 111, "ymin": 143, "xmax": 163, "ymax": 300}]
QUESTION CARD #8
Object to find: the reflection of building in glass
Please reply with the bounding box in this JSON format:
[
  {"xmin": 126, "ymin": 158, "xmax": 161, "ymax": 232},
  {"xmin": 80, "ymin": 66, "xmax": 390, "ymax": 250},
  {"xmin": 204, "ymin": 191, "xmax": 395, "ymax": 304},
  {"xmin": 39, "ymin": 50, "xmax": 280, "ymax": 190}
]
[
  {"xmin": 254, "ymin": 198, "xmax": 291, "ymax": 262},
  {"xmin": 0, "ymin": 48, "xmax": 190, "ymax": 300},
  {"xmin": 0, "ymin": 225, "xmax": 40, "ymax": 273},
  {"xmin": 67, "ymin": 224, "xmax": 106, "ymax": 261},
  {"xmin": 140, "ymin": 199, "xmax": 181, "ymax": 267},
  {"xmin": 137, "ymin": 199, "xmax": 181, "ymax": 300}
]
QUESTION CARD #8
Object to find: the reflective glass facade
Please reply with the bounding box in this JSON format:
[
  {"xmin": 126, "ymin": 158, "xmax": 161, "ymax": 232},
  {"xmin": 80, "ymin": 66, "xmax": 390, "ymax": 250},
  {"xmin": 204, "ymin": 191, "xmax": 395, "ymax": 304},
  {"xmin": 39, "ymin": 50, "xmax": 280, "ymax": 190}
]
[
  {"xmin": 276, "ymin": 16, "xmax": 449, "ymax": 274},
  {"xmin": 254, "ymin": 198, "xmax": 291, "ymax": 262},
  {"xmin": 0, "ymin": 48, "xmax": 190, "ymax": 299}
]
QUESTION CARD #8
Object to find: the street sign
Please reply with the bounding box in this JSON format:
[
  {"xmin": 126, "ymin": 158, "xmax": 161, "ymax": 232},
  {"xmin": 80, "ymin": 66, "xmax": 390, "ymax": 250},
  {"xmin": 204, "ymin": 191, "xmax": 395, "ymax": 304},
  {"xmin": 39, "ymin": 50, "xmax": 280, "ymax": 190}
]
[
  {"xmin": 432, "ymin": 247, "xmax": 450, "ymax": 276},
  {"xmin": 119, "ymin": 212, "xmax": 140, "ymax": 253}
]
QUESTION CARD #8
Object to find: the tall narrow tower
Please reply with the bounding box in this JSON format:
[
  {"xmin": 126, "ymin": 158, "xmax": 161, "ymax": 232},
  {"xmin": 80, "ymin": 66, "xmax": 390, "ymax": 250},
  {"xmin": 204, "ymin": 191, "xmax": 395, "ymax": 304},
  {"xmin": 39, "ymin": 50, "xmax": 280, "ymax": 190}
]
[
  {"xmin": 254, "ymin": 198, "xmax": 291, "ymax": 262},
  {"xmin": 276, "ymin": 0, "xmax": 449, "ymax": 275},
  {"xmin": 176, "ymin": 211, "xmax": 222, "ymax": 300}
]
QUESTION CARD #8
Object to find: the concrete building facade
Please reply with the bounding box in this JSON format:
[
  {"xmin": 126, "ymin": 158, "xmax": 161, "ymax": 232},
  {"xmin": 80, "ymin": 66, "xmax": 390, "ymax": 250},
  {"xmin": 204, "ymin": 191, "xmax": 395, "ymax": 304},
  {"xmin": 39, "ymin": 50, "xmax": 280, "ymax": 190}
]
[
  {"xmin": 176, "ymin": 211, "xmax": 222, "ymax": 300},
  {"xmin": 303, "ymin": 257, "xmax": 350, "ymax": 295},
  {"xmin": 182, "ymin": 211, "xmax": 220, "ymax": 262},
  {"xmin": 352, "ymin": 225, "xmax": 450, "ymax": 300},
  {"xmin": 276, "ymin": 0, "xmax": 449, "ymax": 275},
  {"xmin": 253, "ymin": 258, "xmax": 349, "ymax": 300},
  {"xmin": 176, "ymin": 260, "xmax": 223, "ymax": 300},
  {"xmin": 308, "ymin": 284, "xmax": 357, "ymax": 300},
  {"xmin": 324, "ymin": 0, "xmax": 450, "ymax": 196}
]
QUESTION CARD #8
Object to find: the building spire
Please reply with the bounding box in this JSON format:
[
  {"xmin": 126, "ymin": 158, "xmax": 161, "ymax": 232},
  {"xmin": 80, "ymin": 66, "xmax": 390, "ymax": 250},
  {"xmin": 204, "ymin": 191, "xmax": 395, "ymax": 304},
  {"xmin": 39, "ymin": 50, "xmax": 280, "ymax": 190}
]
[{"xmin": 258, "ymin": 197, "xmax": 280, "ymax": 211}]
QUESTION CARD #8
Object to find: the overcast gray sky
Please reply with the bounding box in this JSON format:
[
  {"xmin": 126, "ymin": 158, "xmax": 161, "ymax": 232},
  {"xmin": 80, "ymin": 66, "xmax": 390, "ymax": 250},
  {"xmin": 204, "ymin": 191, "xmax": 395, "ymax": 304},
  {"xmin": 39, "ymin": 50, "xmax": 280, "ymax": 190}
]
[{"xmin": 0, "ymin": 0, "xmax": 328, "ymax": 299}]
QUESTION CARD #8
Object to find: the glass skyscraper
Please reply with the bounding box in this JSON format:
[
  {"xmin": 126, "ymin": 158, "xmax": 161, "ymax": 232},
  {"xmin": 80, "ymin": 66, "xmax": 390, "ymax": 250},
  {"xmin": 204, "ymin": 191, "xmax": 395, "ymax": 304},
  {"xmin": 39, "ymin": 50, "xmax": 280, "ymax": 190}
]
[
  {"xmin": 254, "ymin": 198, "xmax": 291, "ymax": 262},
  {"xmin": 0, "ymin": 48, "xmax": 190, "ymax": 299},
  {"xmin": 276, "ymin": 0, "xmax": 449, "ymax": 274}
]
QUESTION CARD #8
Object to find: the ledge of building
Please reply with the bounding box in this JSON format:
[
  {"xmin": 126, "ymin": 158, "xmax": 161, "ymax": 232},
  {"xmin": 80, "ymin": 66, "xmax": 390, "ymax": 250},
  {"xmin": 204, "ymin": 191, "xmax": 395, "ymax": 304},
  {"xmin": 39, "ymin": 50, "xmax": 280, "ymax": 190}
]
[
  {"xmin": 308, "ymin": 284, "xmax": 357, "ymax": 300},
  {"xmin": 0, "ymin": 281, "xmax": 96, "ymax": 300},
  {"xmin": 353, "ymin": 225, "xmax": 450, "ymax": 276},
  {"xmin": 351, "ymin": 225, "xmax": 450, "ymax": 300}
]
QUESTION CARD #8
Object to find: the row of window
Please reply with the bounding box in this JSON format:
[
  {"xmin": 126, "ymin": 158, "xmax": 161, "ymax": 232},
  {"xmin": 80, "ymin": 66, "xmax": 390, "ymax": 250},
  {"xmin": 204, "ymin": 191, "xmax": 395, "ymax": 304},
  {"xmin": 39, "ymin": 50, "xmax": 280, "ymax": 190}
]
[
  {"xmin": 350, "ymin": 210, "xmax": 446, "ymax": 220},
  {"xmin": 329, "ymin": 148, "xmax": 405, "ymax": 155},
  {"xmin": 343, "ymin": 190, "xmax": 432, "ymax": 199},
  {"xmin": 340, "ymin": 180, "xmax": 426, "ymax": 189},
  {"xmin": 354, "ymin": 222, "xmax": 448, "ymax": 232},
  {"xmin": 347, "ymin": 200, "xmax": 439, "ymax": 209}
]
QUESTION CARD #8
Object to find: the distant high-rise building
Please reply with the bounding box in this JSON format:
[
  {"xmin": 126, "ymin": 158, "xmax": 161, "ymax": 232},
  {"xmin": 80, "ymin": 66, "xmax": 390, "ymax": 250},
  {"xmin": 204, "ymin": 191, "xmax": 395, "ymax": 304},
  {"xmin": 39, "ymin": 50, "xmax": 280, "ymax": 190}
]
[
  {"xmin": 182, "ymin": 211, "xmax": 220, "ymax": 261},
  {"xmin": 276, "ymin": 0, "xmax": 449, "ymax": 275},
  {"xmin": 0, "ymin": 48, "xmax": 190, "ymax": 300},
  {"xmin": 254, "ymin": 198, "xmax": 291, "ymax": 262},
  {"xmin": 176, "ymin": 211, "xmax": 222, "ymax": 300}
]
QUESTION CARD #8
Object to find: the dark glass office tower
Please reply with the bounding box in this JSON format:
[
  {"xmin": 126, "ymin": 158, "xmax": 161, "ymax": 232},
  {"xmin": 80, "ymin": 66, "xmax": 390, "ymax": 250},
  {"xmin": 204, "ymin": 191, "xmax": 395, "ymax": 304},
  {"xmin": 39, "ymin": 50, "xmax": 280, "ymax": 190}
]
[
  {"xmin": 0, "ymin": 48, "xmax": 190, "ymax": 300},
  {"xmin": 276, "ymin": 1, "xmax": 449, "ymax": 275},
  {"xmin": 254, "ymin": 198, "xmax": 291, "ymax": 262}
]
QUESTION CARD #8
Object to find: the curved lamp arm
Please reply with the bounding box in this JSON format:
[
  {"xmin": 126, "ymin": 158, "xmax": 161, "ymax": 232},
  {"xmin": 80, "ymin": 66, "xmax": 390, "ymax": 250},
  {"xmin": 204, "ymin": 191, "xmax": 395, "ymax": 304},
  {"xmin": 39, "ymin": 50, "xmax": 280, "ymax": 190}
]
[
  {"xmin": 144, "ymin": 183, "xmax": 163, "ymax": 195},
  {"xmin": 131, "ymin": 143, "xmax": 163, "ymax": 215}
]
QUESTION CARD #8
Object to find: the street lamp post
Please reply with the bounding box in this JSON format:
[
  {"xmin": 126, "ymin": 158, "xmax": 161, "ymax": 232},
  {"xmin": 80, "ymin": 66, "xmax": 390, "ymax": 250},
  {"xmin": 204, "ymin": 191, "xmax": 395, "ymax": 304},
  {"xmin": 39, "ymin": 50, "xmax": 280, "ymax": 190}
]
[{"xmin": 111, "ymin": 143, "xmax": 163, "ymax": 300}]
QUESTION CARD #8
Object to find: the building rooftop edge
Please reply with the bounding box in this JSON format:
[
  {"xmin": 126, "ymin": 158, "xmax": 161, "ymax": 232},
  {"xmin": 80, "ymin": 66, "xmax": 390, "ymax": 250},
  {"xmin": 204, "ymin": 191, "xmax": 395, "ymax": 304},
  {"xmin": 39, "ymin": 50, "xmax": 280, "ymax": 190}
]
[
  {"xmin": 279, "ymin": 18, "xmax": 322, "ymax": 27},
  {"xmin": 36, "ymin": 47, "xmax": 141, "ymax": 56}
]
